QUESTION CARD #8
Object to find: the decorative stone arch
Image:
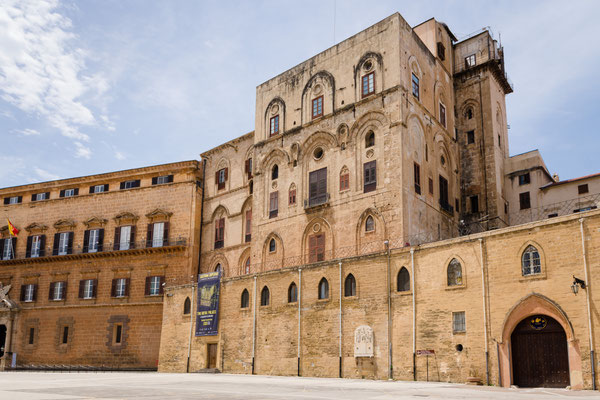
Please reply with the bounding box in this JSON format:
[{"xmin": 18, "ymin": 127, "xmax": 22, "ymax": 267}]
[
  {"xmin": 301, "ymin": 131, "xmax": 338, "ymax": 155},
  {"xmin": 301, "ymin": 217, "xmax": 334, "ymax": 264},
  {"xmin": 113, "ymin": 212, "xmax": 139, "ymax": 227},
  {"xmin": 24, "ymin": 223, "xmax": 48, "ymax": 234},
  {"xmin": 497, "ymin": 293, "xmax": 582, "ymax": 389},
  {"xmin": 264, "ymin": 96, "xmax": 286, "ymax": 140},
  {"xmin": 240, "ymin": 196, "xmax": 253, "ymax": 243},
  {"xmin": 355, "ymin": 208, "xmax": 386, "ymax": 253},
  {"xmin": 238, "ymin": 247, "xmax": 251, "ymax": 276},
  {"xmin": 337, "ymin": 123, "xmax": 349, "ymax": 149},
  {"xmin": 443, "ymin": 254, "xmax": 467, "ymax": 288},
  {"xmin": 209, "ymin": 205, "xmax": 230, "ymax": 222},
  {"xmin": 206, "ymin": 253, "xmax": 229, "ymax": 277},
  {"xmin": 406, "ymin": 115, "xmax": 427, "ymax": 165},
  {"xmin": 434, "ymin": 135, "xmax": 455, "ymax": 173},
  {"xmin": 516, "ymin": 240, "xmax": 547, "ymax": 277},
  {"xmin": 261, "ymin": 232, "xmax": 284, "ymax": 272},
  {"xmin": 53, "ymin": 219, "xmax": 76, "ymax": 231},
  {"xmin": 146, "ymin": 208, "xmax": 173, "ymax": 223},
  {"xmin": 353, "ymin": 51, "xmax": 384, "ymax": 101},
  {"xmin": 83, "ymin": 217, "xmax": 108, "ymax": 229},
  {"xmin": 459, "ymin": 98, "xmax": 479, "ymax": 120},
  {"xmin": 301, "ymin": 70, "xmax": 335, "ymax": 124},
  {"xmin": 348, "ymin": 111, "xmax": 388, "ymax": 145},
  {"xmin": 258, "ymin": 148, "xmax": 291, "ymax": 174},
  {"xmin": 434, "ymin": 80, "xmax": 449, "ymax": 127}
]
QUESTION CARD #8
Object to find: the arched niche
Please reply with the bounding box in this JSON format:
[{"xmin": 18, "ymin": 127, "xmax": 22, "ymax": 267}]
[{"xmin": 301, "ymin": 70, "xmax": 335, "ymax": 124}]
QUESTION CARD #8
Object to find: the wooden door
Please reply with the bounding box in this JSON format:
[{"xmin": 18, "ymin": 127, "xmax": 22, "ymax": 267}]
[
  {"xmin": 207, "ymin": 343, "xmax": 217, "ymax": 369},
  {"xmin": 511, "ymin": 315, "xmax": 569, "ymax": 388}
]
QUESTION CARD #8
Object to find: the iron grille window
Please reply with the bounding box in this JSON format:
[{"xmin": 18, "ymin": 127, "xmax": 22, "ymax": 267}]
[
  {"xmin": 308, "ymin": 167, "xmax": 328, "ymax": 207},
  {"xmin": 522, "ymin": 245, "xmax": 541, "ymax": 276},
  {"xmin": 452, "ymin": 312, "xmax": 466, "ymax": 333},
  {"xmin": 578, "ymin": 184, "xmax": 589, "ymax": 194}
]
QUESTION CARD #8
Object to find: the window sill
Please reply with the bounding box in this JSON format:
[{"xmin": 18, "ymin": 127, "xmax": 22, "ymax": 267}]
[
  {"xmin": 112, "ymin": 295, "xmax": 129, "ymax": 299},
  {"xmin": 393, "ymin": 290, "xmax": 412, "ymax": 297},
  {"xmin": 316, "ymin": 298, "xmax": 330, "ymax": 303},
  {"xmin": 519, "ymin": 273, "xmax": 547, "ymax": 283},
  {"xmin": 445, "ymin": 285, "xmax": 466, "ymax": 291},
  {"xmin": 145, "ymin": 294, "xmax": 163, "ymax": 298},
  {"xmin": 343, "ymin": 295, "xmax": 358, "ymax": 301},
  {"xmin": 452, "ymin": 331, "xmax": 466, "ymax": 335}
]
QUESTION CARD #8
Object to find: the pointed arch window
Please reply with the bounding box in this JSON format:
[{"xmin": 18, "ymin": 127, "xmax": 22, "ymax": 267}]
[
  {"xmin": 522, "ymin": 245, "xmax": 541, "ymax": 276},
  {"xmin": 269, "ymin": 238, "xmax": 276, "ymax": 253},
  {"xmin": 244, "ymin": 257, "xmax": 251, "ymax": 275},
  {"xmin": 339, "ymin": 168, "xmax": 349, "ymax": 191},
  {"xmin": 465, "ymin": 107, "xmax": 473, "ymax": 120},
  {"xmin": 365, "ymin": 131, "xmax": 375, "ymax": 148},
  {"xmin": 241, "ymin": 289, "xmax": 249, "ymax": 308},
  {"xmin": 260, "ymin": 286, "xmax": 270, "ymax": 306},
  {"xmin": 397, "ymin": 267, "xmax": 410, "ymax": 292},
  {"xmin": 447, "ymin": 258, "xmax": 463, "ymax": 286},
  {"xmin": 183, "ymin": 297, "xmax": 191, "ymax": 315},
  {"xmin": 215, "ymin": 263, "xmax": 223, "ymax": 275},
  {"xmin": 271, "ymin": 164, "xmax": 279, "ymax": 180},
  {"xmin": 288, "ymin": 282, "xmax": 298, "ymax": 303},
  {"xmin": 344, "ymin": 274, "xmax": 356, "ymax": 297},
  {"xmin": 365, "ymin": 215, "xmax": 375, "ymax": 232},
  {"xmin": 318, "ymin": 278, "xmax": 329, "ymax": 299}
]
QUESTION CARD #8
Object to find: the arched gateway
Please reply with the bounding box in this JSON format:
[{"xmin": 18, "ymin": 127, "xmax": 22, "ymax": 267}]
[{"xmin": 498, "ymin": 294, "xmax": 583, "ymax": 389}]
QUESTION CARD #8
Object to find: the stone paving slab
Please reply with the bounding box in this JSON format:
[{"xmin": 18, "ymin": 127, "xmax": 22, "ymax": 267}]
[{"xmin": 0, "ymin": 372, "xmax": 598, "ymax": 399}]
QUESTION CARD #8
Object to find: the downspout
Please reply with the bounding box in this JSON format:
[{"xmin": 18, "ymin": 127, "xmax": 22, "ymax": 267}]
[
  {"xmin": 411, "ymin": 248, "xmax": 416, "ymax": 380},
  {"xmin": 298, "ymin": 268, "xmax": 302, "ymax": 376},
  {"xmin": 252, "ymin": 276, "xmax": 257, "ymax": 375},
  {"xmin": 579, "ymin": 218, "xmax": 596, "ymax": 390},
  {"xmin": 479, "ymin": 238, "xmax": 489, "ymax": 385},
  {"xmin": 339, "ymin": 261, "xmax": 343, "ymax": 378},
  {"xmin": 197, "ymin": 160, "xmax": 206, "ymax": 277},
  {"xmin": 386, "ymin": 240, "xmax": 392, "ymax": 380},
  {"xmin": 186, "ymin": 283, "xmax": 195, "ymax": 373}
]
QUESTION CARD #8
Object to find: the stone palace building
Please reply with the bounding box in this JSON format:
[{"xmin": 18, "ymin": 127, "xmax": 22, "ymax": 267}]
[{"xmin": 1, "ymin": 12, "xmax": 599, "ymax": 390}]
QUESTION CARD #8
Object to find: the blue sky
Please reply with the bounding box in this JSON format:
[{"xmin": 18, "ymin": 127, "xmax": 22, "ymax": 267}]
[{"xmin": 1, "ymin": 0, "xmax": 599, "ymax": 188}]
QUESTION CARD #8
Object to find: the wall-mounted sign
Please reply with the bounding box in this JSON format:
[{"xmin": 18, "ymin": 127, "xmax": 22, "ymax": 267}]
[
  {"xmin": 195, "ymin": 271, "xmax": 221, "ymax": 336},
  {"xmin": 354, "ymin": 325, "xmax": 374, "ymax": 357},
  {"xmin": 416, "ymin": 349, "xmax": 435, "ymax": 356},
  {"xmin": 530, "ymin": 316, "xmax": 547, "ymax": 330}
]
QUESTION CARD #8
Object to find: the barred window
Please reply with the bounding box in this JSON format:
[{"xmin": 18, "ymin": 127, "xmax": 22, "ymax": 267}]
[
  {"xmin": 452, "ymin": 311, "xmax": 466, "ymax": 333},
  {"xmin": 522, "ymin": 245, "xmax": 541, "ymax": 276}
]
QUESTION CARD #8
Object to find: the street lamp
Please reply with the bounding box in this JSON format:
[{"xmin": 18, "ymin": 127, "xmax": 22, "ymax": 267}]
[{"xmin": 571, "ymin": 275, "xmax": 586, "ymax": 295}]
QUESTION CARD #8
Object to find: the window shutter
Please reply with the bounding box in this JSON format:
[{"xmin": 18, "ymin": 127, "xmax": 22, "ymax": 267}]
[
  {"xmin": 163, "ymin": 222, "xmax": 169, "ymax": 246},
  {"xmin": 89, "ymin": 186, "xmax": 95, "ymax": 194},
  {"xmin": 44, "ymin": 192, "xmax": 50, "ymax": 199},
  {"xmin": 39, "ymin": 235, "xmax": 46, "ymax": 257},
  {"xmin": 134, "ymin": 180, "xmax": 141, "ymax": 188},
  {"xmin": 120, "ymin": 182, "xmax": 125, "ymax": 190},
  {"xmin": 52, "ymin": 233, "xmax": 60, "ymax": 256},
  {"xmin": 74, "ymin": 188, "xmax": 79, "ymax": 196},
  {"xmin": 245, "ymin": 159, "xmax": 249, "ymax": 174},
  {"xmin": 159, "ymin": 276, "xmax": 165, "ymax": 294},
  {"xmin": 3, "ymin": 198, "xmax": 9, "ymax": 205},
  {"xmin": 17, "ymin": 196, "xmax": 22, "ymax": 203},
  {"xmin": 103, "ymin": 184, "xmax": 109, "ymax": 192},
  {"xmin": 146, "ymin": 223, "xmax": 154, "ymax": 247},
  {"xmin": 67, "ymin": 232, "xmax": 73, "ymax": 254},
  {"xmin": 220, "ymin": 219, "xmax": 225, "ymax": 241},
  {"xmin": 32, "ymin": 284, "xmax": 37, "ymax": 301},
  {"xmin": 0, "ymin": 239, "xmax": 4, "ymax": 258},
  {"xmin": 97, "ymin": 229, "xmax": 104, "ymax": 252},
  {"xmin": 31, "ymin": 194, "xmax": 36, "ymax": 201},
  {"xmin": 125, "ymin": 278, "xmax": 131, "ymax": 296},
  {"xmin": 224, "ymin": 168, "xmax": 228, "ymax": 181},
  {"xmin": 152, "ymin": 177, "xmax": 158, "ymax": 185},
  {"xmin": 26, "ymin": 236, "xmax": 33, "ymax": 258},
  {"xmin": 62, "ymin": 281, "xmax": 67, "ymax": 299},
  {"xmin": 130, "ymin": 225, "xmax": 136, "ymax": 249},
  {"xmin": 60, "ymin": 189, "xmax": 66, "ymax": 198},
  {"xmin": 145, "ymin": 276, "xmax": 151, "ymax": 296},
  {"xmin": 83, "ymin": 230, "xmax": 90, "ymax": 253},
  {"xmin": 113, "ymin": 227, "xmax": 120, "ymax": 251},
  {"xmin": 111, "ymin": 279, "xmax": 117, "ymax": 297},
  {"xmin": 92, "ymin": 279, "xmax": 98, "ymax": 298},
  {"xmin": 309, "ymin": 235, "xmax": 316, "ymax": 263},
  {"xmin": 215, "ymin": 171, "xmax": 219, "ymax": 183},
  {"xmin": 48, "ymin": 282, "xmax": 55, "ymax": 300},
  {"xmin": 20, "ymin": 285, "xmax": 26, "ymax": 301},
  {"xmin": 78, "ymin": 280, "xmax": 84, "ymax": 299}
]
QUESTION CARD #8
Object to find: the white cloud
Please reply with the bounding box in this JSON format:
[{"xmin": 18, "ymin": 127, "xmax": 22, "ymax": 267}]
[
  {"xmin": 74, "ymin": 141, "xmax": 91, "ymax": 159},
  {"xmin": 0, "ymin": 0, "xmax": 110, "ymax": 151},
  {"xmin": 13, "ymin": 128, "xmax": 40, "ymax": 136},
  {"xmin": 114, "ymin": 151, "xmax": 125, "ymax": 160},
  {"xmin": 34, "ymin": 167, "xmax": 60, "ymax": 181}
]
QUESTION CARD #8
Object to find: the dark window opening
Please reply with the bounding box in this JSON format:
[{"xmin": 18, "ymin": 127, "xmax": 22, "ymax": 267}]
[
  {"xmin": 467, "ymin": 130, "xmax": 475, "ymax": 144},
  {"xmin": 397, "ymin": 267, "xmax": 410, "ymax": 292},
  {"xmin": 344, "ymin": 274, "xmax": 356, "ymax": 297},
  {"xmin": 29, "ymin": 327, "xmax": 35, "ymax": 345},
  {"xmin": 269, "ymin": 238, "xmax": 276, "ymax": 253},
  {"xmin": 437, "ymin": 42, "xmax": 445, "ymax": 61},
  {"xmin": 183, "ymin": 297, "xmax": 191, "ymax": 315},
  {"xmin": 578, "ymin": 184, "xmax": 589, "ymax": 194},
  {"xmin": 411, "ymin": 73, "xmax": 420, "ymax": 100},
  {"xmin": 363, "ymin": 161, "xmax": 377, "ymax": 193},
  {"xmin": 470, "ymin": 195, "xmax": 479, "ymax": 214},
  {"xmin": 260, "ymin": 286, "xmax": 270, "ymax": 306},
  {"xmin": 439, "ymin": 176, "xmax": 452, "ymax": 213},
  {"xmin": 519, "ymin": 192, "xmax": 531, "ymax": 210},
  {"xmin": 518, "ymin": 173, "xmax": 530, "ymax": 186},
  {"xmin": 413, "ymin": 163, "xmax": 421, "ymax": 194},
  {"xmin": 241, "ymin": 289, "xmax": 249, "ymax": 308},
  {"xmin": 271, "ymin": 164, "xmax": 279, "ymax": 180},
  {"xmin": 288, "ymin": 283, "xmax": 297, "ymax": 303},
  {"xmin": 465, "ymin": 108, "xmax": 473, "ymax": 120},
  {"xmin": 62, "ymin": 326, "xmax": 69, "ymax": 344},
  {"xmin": 115, "ymin": 324, "xmax": 122, "ymax": 344},
  {"xmin": 365, "ymin": 131, "xmax": 375, "ymax": 148},
  {"xmin": 318, "ymin": 278, "xmax": 329, "ymax": 300}
]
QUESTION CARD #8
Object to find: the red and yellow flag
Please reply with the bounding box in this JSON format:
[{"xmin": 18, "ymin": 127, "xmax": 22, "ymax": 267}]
[{"xmin": 7, "ymin": 218, "xmax": 19, "ymax": 236}]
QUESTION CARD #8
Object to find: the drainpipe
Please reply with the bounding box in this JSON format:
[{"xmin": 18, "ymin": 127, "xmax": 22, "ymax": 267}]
[
  {"xmin": 339, "ymin": 261, "xmax": 343, "ymax": 378},
  {"xmin": 579, "ymin": 218, "xmax": 596, "ymax": 390},
  {"xmin": 411, "ymin": 248, "xmax": 416, "ymax": 380},
  {"xmin": 385, "ymin": 240, "xmax": 392, "ymax": 380},
  {"xmin": 298, "ymin": 268, "xmax": 302, "ymax": 376},
  {"xmin": 252, "ymin": 276, "xmax": 257, "ymax": 375},
  {"xmin": 186, "ymin": 283, "xmax": 195, "ymax": 373},
  {"xmin": 479, "ymin": 238, "xmax": 489, "ymax": 385},
  {"xmin": 197, "ymin": 160, "xmax": 206, "ymax": 276}
]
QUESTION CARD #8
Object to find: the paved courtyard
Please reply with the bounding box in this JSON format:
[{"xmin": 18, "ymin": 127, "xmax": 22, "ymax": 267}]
[{"xmin": 0, "ymin": 372, "xmax": 597, "ymax": 399}]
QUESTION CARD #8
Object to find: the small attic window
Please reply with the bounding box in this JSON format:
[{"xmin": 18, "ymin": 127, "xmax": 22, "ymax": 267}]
[{"xmin": 437, "ymin": 42, "xmax": 445, "ymax": 61}]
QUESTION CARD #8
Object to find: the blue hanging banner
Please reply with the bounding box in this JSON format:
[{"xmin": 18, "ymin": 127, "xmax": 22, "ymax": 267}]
[{"xmin": 195, "ymin": 270, "xmax": 221, "ymax": 336}]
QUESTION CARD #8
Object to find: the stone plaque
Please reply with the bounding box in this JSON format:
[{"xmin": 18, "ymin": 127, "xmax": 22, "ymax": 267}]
[{"xmin": 354, "ymin": 325, "xmax": 373, "ymax": 357}]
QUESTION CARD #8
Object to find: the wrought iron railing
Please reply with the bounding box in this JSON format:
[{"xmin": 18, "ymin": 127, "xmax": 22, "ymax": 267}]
[
  {"xmin": 304, "ymin": 193, "xmax": 330, "ymax": 209},
  {"xmin": 509, "ymin": 193, "xmax": 600, "ymax": 226}
]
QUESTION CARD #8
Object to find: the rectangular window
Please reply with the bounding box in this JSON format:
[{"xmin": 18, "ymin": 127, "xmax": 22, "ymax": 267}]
[
  {"xmin": 245, "ymin": 158, "xmax": 253, "ymax": 180},
  {"xmin": 7, "ymin": 196, "xmax": 21, "ymax": 205},
  {"xmin": 578, "ymin": 184, "xmax": 589, "ymax": 194},
  {"xmin": 470, "ymin": 195, "xmax": 479, "ymax": 214},
  {"xmin": 465, "ymin": 54, "xmax": 476, "ymax": 69},
  {"xmin": 467, "ymin": 130, "xmax": 475, "ymax": 144},
  {"xmin": 62, "ymin": 326, "xmax": 69, "ymax": 344},
  {"xmin": 413, "ymin": 163, "xmax": 421, "ymax": 195},
  {"xmin": 269, "ymin": 191, "xmax": 279, "ymax": 218},
  {"xmin": 289, "ymin": 189, "xmax": 297, "ymax": 205},
  {"xmin": 120, "ymin": 225, "xmax": 132, "ymax": 250},
  {"xmin": 149, "ymin": 276, "xmax": 161, "ymax": 296},
  {"xmin": 152, "ymin": 222, "xmax": 165, "ymax": 247},
  {"xmin": 519, "ymin": 192, "xmax": 531, "ymax": 210},
  {"xmin": 63, "ymin": 188, "xmax": 76, "ymax": 197},
  {"xmin": 245, "ymin": 210, "xmax": 252, "ymax": 242},
  {"xmin": 88, "ymin": 229, "xmax": 100, "ymax": 253},
  {"xmin": 455, "ymin": 198, "xmax": 460, "ymax": 213},
  {"xmin": 120, "ymin": 180, "xmax": 140, "ymax": 190},
  {"xmin": 214, "ymin": 218, "xmax": 224, "ymax": 249},
  {"xmin": 411, "ymin": 73, "xmax": 420, "ymax": 100},
  {"xmin": 270, "ymin": 115, "xmax": 279, "ymax": 136},
  {"xmin": 153, "ymin": 175, "xmax": 173, "ymax": 185},
  {"xmin": 83, "ymin": 279, "xmax": 95, "ymax": 299},
  {"xmin": 429, "ymin": 178, "xmax": 434, "ymax": 195},
  {"xmin": 216, "ymin": 168, "xmax": 227, "ymax": 190},
  {"xmin": 308, "ymin": 233, "xmax": 325, "ymax": 263},
  {"xmin": 439, "ymin": 102, "xmax": 446, "ymax": 128},
  {"xmin": 29, "ymin": 327, "xmax": 35, "ymax": 344},
  {"xmin": 93, "ymin": 184, "xmax": 106, "ymax": 193},
  {"xmin": 452, "ymin": 311, "xmax": 466, "ymax": 333},
  {"xmin": 32, "ymin": 192, "xmax": 49, "ymax": 201},
  {"xmin": 115, "ymin": 278, "xmax": 127, "ymax": 298},
  {"xmin": 2, "ymin": 238, "xmax": 14, "ymax": 260},
  {"xmin": 437, "ymin": 42, "xmax": 445, "ymax": 61},
  {"xmin": 312, "ymin": 96, "xmax": 323, "ymax": 119},
  {"xmin": 518, "ymin": 173, "xmax": 530, "ymax": 185},
  {"xmin": 308, "ymin": 167, "xmax": 328, "ymax": 206},
  {"xmin": 114, "ymin": 324, "xmax": 123, "ymax": 344},
  {"xmin": 30, "ymin": 235, "xmax": 42, "ymax": 258},
  {"xmin": 362, "ymin": 72, "xmax": 375, "ymax": 97},
  {"xmin": 52, "ymin": 281, "xmax": 66, "ymax": 301},
  {"xmin": 58, "ymin": 232, "xmax": 69, "ymax": 256},
  {"xmin": 24, "ymin": 284, "xmax": 35, "ymax": 302},
  {"xmin": 339, "ymin": 173, "xmax": 349, "ymax": 191},
  {"xmin": 439, "ymin": 176, "xmax": 451, "ymax": 212},
  {"xmin": 363, "ymin": 161, "xmax": 377, "ymax": 193}
]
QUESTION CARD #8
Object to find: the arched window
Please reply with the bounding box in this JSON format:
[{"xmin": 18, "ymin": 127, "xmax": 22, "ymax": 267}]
[
  {"xmin": 271, "ymin": 164, "xmax": 279, "ymax": 180},
  {"xmin": 522, "ymin": 245, "xmax": 541, "ymax": 276},
  {"xmin": 365, "ymin": 215, "xmax": 375, "ymax": 232},
  {"xmin": 318, "ymin": 278, "xmax": 329, "ymax": 299},
  {"xmin": 183, "ymin": 297, "xmax": 191, "ymax": 315},
  {"xmin": 447, "ymin": 258, "xmax": 463, "ymax": 286},
  {"xmin": 288, "ymin": 282, "xmax": 298, "ymax": 303},
  {"xmin": 365, "ymin": 131, "xmax": 375, "ymax": 148},
  {"xmin": 241, "ymin": 289, "xmax": 249, "ymax": 308},
  {"xmin": 344, "ymin": 274, "xmax": 356, "ymax": 297},
  {"xmin": 465, "ymin": 107, "xmax": 473, "ymax": 120},
  {"xmin": 269, "ymin": 238, "xmax": 276, "ymax": 252},
  {"xmin": 244, "ymin": 258, "xmax": 251, "ymax": 274},
  {"xmin": 260, "ymin": 286, "xmax": 270, "ymax": 306},
  {"xmin": 397, "ymin": 267, "xmax": 410, "ymax": 292},
  {"xmin": 215, "ymin": 263, "xmax": 223, "ymax": 274}
]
